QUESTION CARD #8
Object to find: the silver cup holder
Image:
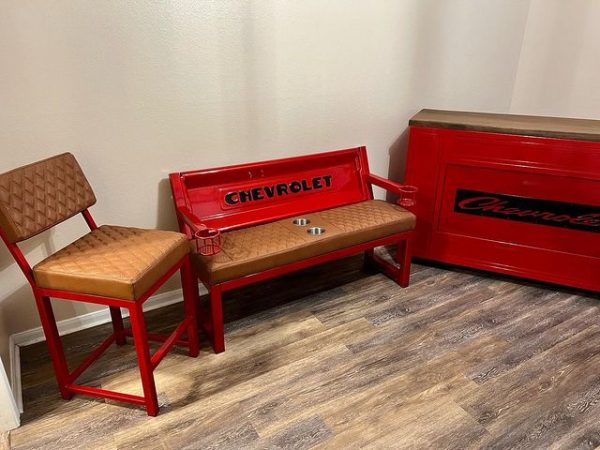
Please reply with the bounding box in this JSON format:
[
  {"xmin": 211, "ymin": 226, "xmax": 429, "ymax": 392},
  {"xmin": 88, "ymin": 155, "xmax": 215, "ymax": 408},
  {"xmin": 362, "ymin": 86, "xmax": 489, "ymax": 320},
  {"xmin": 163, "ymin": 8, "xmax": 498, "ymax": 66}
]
[
  {"xmin": 293, "ymin": 218, "xmax": 311, "ymax": 226},
  {"xmin": 307, "ymin": 227, "xmax": 325, "ymax": 235}
]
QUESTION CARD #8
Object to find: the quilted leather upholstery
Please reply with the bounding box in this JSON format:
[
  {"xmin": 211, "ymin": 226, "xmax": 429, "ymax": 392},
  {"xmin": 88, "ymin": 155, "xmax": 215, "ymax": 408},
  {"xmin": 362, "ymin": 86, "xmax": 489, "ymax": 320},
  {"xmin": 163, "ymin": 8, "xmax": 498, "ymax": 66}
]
[
  {"xmin": 0, "ymin": 153, "xmax": 96, "ymax": 243},
  {"xmin": 33, "ymin": 225, "xmax": 190, "ymax": 300},
  {"xmin": 193, "ymin": 200, "xmax": 415, "ymax": 284}
]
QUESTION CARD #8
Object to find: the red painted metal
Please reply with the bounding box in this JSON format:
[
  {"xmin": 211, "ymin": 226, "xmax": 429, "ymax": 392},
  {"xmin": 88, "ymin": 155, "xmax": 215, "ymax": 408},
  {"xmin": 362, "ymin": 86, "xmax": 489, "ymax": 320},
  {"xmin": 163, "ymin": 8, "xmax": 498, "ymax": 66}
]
[
  {"xmin": 0, "ymin": 228, "xmax": 36, "ymax": 286},
  {"xmin": 133, "ymin": 331, "xmax": 190, "ymax": 348},
  {"xmin": 33, "ymin": 292, "xmax": 72, "ymax": 400},
  {"xmin": 170, "ymin": 148, "xmax": 373, "ymax": 235},
  {"xmin": 0, "ymin": 210, "xmax": 200, "ymax": 416},
  {"xmin": 65, "ymin": 384, "xmax": 147, "ymax": 406},
  {"xmin": 194, "ymin": 228, "xmax": 222, "ymax": 256},
  {"xmin": 175, "ymin": 206, "xmax": 222, "ymax": 255},
  {"xmin": 405, "ymin": 125, "xmax": 600, "ymax": 292},
  {"xmin": 67, "ymin": 333, "xmax": 116, "ymax": 383},
  {"xmin": 150, "ymin": 318, "xmax": 192, "ymax": 369},
  {"xmin": 128, "ymin": 304, "xmax": 158, "ymax": 416},
  {"xmin": 208, "ymin": 286, "xmax": 224, "ymax": 354},
  {"xmin": 109, "ymin": 306, "xmax": 126, "ymax": 346},
  {"xmin": 170, "ymin": 147, "xmax": 417, "ymax": 353},
  {"xmin": 81, "ymin": 209, "xmax": 97, "ymax": 230},
  {"xmin": 367, "ymin": 174, "xmax": 418, "ymax": 210}
]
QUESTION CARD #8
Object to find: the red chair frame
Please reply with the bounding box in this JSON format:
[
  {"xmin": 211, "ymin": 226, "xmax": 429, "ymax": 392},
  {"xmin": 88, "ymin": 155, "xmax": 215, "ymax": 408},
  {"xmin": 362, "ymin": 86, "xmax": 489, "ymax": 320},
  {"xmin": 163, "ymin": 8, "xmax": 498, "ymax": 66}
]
[{"xmin": 0, "ymin": 209, "xmax": 200, "ymax": 416}]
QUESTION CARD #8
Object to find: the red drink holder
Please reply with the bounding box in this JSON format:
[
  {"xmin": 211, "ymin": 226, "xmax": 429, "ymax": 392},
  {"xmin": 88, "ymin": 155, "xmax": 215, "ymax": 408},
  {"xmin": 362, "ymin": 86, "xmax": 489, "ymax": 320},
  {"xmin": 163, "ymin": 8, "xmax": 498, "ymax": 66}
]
[
  {"xmin": 194, "ymin": 228, "xmax": 222, "ymax": 256},
  {"xmin": 396, "ymin": 185, "xmax": 418, "ymax": 209}
]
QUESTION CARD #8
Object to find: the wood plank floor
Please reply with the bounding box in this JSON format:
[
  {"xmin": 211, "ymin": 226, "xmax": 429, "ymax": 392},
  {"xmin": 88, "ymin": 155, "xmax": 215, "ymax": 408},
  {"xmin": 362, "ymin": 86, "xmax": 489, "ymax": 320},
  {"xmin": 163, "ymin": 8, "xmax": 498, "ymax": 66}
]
[
  {"xmin": 1, "ymin": 432, "xmax": 9, "ymax": 450},
  {"xmin": 7, "ymin": 251, "xmax": 600, "ymax": 450}
]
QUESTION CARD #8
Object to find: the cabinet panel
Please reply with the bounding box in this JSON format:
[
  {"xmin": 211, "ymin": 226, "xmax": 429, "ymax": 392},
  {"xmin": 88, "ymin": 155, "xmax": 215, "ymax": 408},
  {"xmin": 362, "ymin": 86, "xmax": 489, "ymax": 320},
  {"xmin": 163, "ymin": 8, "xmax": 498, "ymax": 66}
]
[{"xmin": 406, "ymin": 111, "xmax": 600, "ymax": 292}]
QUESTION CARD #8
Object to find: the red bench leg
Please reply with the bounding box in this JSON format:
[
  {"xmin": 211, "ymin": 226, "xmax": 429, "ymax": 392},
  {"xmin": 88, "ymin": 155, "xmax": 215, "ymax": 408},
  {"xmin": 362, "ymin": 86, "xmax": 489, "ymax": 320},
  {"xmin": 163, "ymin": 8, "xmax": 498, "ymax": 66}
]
[
  {"xmin": 363, "ymin": 249, "xmax": 375, "ymax": 270},
  {"xmin": 129, "ymin": 304, "xmax": 159, "ymax": 416},
  {"xmin": 109, "ymin": 306, "xmax": 126, "ymax": 346},
  {"xmin": 396, "ymin": 238, "xmax": 412, "ymax": 288},
  {"xmin": 209, "ymin": 285, "xmax": 225, "ymax": 354},
  {"xmin": 180, "ymin": 256, "xmax": 200, "ymax": 357}
]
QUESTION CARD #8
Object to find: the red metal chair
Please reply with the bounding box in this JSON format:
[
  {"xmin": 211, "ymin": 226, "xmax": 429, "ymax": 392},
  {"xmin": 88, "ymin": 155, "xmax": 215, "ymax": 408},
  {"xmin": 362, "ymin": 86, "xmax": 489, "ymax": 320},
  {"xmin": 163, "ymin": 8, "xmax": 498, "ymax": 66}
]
[{"xmin": 0, "ymin": 153, "xmax": 200, "ymax": 416}]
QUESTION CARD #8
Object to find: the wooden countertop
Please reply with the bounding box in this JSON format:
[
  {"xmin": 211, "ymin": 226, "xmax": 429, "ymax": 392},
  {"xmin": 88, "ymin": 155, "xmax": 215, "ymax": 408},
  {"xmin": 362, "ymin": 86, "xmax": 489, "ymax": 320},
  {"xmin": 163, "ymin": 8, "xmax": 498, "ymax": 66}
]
[{"xmin": 410, "ymin": 109, "xmax": 600, "ymax": 142}]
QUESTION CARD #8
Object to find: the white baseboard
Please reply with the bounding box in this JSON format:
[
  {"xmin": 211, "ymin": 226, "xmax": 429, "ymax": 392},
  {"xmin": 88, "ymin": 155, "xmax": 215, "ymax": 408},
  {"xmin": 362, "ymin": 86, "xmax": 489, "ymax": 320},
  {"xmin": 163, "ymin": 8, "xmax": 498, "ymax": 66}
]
[
  {"xmin": 8, "ymin": 336, "xmax": 22, "ymax": 413},
  {"xmin": 9, "ymin": 286, "xmax": 203, "ymax": 418}
]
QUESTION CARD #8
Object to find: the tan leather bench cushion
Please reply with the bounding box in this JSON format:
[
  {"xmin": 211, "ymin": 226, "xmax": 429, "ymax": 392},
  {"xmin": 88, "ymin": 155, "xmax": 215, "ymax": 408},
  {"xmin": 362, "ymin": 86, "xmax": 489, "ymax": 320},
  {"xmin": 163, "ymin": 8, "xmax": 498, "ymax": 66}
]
[
  {"xmin": 194, "ymin": 200, "xmax": 415, "ymax": 284},
  {"xmin": 33, "ymin": 225, "xmax": 189, "ymax": 300}
]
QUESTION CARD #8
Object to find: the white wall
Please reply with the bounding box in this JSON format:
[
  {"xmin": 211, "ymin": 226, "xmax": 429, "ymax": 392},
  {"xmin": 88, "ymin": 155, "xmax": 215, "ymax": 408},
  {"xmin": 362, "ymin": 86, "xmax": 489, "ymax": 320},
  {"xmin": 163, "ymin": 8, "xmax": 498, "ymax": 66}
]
[
  {"xmin": 0, "ymin": 0, "xmax": 532, "ymax": 397},
  {"xmin": 511, "ymin": 0, "xmax": 600, "ymax": 118},
  {"xmin": 0, "ymin": 357, "xmax": 19, "ymax": 431}
]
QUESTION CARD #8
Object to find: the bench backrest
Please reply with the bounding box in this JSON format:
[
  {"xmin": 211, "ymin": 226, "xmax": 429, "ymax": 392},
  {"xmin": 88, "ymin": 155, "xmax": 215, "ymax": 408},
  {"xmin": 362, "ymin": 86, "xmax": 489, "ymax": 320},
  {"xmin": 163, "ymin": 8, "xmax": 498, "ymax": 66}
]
[{"xmin": 170, "ymin": 147, "xmax": 373, "ymax": 232}]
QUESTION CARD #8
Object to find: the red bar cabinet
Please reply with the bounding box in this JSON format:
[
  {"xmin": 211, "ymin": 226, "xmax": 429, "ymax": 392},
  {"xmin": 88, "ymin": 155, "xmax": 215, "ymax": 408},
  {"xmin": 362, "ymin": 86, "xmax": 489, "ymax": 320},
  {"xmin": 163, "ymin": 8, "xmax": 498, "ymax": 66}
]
[{"xmin": 405, "ymin": 109, "xmax": 600, "ymax": 292}]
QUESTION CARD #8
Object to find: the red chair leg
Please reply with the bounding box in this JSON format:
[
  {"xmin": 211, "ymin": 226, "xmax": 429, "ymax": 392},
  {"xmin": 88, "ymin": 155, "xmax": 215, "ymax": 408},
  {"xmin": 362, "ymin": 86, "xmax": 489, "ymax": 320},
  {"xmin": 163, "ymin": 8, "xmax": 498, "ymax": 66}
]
[
  {"xmin": 210, "ymin": 286, "xmax": 225, "ymax": 354},
  {"xmin": 363, "ymin": 249, "xmax": 375, "ymax": 269},
  {"xmin": 33, "ymin": 292, "xmax": 72, "ymax": 400},
  {"xmin": 180, "ymin": 256, "xmax": 200, "ymax": 357},
  {"xmin": 109, "ymin": 306, "xmax": 126, "ymax": 346},
  {"xmin": 128, "ymin": 304, "xmax": 159, "ymax": 416},
  {"xmin": 396, "ymin": 238, "xmax": 412, "ymax": 288}
]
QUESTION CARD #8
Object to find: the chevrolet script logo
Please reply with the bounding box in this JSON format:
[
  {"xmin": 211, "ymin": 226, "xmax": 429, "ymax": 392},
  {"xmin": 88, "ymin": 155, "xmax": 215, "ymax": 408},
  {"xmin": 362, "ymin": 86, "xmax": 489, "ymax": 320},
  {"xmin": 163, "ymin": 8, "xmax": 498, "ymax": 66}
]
[{"xmin": 454, "ymin": 189, "xmax": 600, "ymax": 233}]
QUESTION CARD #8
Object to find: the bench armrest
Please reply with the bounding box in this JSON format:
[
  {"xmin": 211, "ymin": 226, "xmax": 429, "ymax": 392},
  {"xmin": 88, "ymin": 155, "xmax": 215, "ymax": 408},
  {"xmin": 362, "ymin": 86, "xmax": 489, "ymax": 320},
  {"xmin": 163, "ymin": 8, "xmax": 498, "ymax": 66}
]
[
  {"xmin": 176, "ymin": 206, "xmax": 207, "ymax": 234},
  {"xmin": 175, "ymin": 207, "xmax": 222, "ymax": 256},
  {"xmin": 366, "ymin": 174, "xmax": 418, "ymax": 208}
]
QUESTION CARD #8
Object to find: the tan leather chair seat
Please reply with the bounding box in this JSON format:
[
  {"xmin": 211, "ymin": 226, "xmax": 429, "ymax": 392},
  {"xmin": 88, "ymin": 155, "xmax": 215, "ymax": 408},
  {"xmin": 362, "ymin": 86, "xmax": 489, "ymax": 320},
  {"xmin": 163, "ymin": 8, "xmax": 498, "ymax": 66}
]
[
  {"xmin": 194, "ymin": 200, "xmax": 416, "ymax": 284},
  {"xmin": 33, "ymin": 225, "xmax": 189, "ymax": 300}
]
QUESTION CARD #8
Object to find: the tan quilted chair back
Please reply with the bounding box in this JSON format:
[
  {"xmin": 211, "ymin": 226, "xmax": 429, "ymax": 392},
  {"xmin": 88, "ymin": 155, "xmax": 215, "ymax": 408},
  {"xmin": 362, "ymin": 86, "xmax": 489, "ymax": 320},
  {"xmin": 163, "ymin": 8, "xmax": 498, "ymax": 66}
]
[{"xmin": 0, "ymin": 153, "xmax": 96, "ymax": 243}]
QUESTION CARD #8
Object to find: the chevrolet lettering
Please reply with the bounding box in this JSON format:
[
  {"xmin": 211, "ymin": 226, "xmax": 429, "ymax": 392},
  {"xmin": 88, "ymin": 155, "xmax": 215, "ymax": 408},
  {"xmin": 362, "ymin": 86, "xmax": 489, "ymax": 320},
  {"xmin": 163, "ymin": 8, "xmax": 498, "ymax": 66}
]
[{"xmin": 224, "ymin": 175, "xmax": 333, "ymax": 205}]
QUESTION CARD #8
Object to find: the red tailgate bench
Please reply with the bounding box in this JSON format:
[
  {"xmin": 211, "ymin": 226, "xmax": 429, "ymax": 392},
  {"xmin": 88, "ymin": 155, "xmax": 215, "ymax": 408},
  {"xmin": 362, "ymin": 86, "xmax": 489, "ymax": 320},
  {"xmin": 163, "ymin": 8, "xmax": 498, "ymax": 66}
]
[{"xmin": 170, "ymin": 147, "xmax": 417, "ymax": 352}]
